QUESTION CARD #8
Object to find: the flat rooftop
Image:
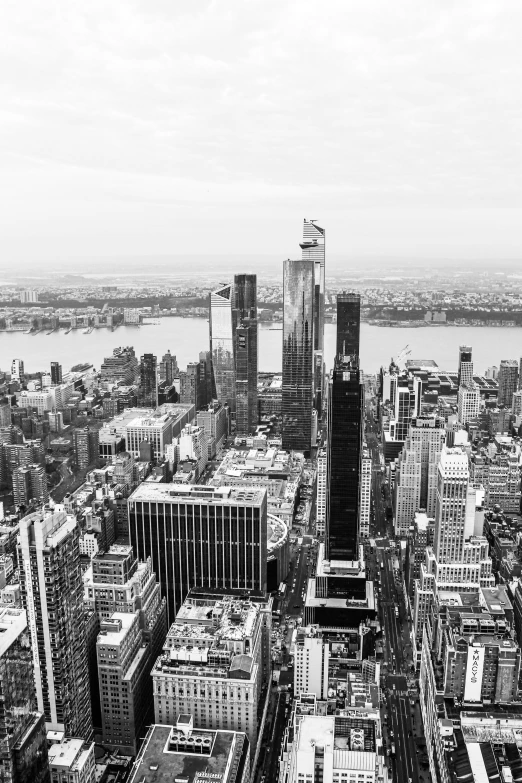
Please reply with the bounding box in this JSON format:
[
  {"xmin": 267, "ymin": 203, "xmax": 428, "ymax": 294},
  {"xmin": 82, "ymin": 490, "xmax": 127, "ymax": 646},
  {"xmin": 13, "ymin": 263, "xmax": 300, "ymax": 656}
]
[
  {"xmin": 129, "ymin": 482, "xmax": 266, "ymax": 506},
  {"xmin": 129, "ymin": 724, "xmax": 244, "ymax": 783},
  {"xmin": 0, "ymin": 607, "xmax": 27, "ymax": 657}
]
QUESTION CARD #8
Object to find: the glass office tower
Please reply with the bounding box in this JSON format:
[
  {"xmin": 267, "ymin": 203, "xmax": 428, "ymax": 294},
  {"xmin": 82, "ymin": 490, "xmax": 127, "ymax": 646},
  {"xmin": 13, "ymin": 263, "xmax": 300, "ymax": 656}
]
[
  {"xmin": 300, "ymin": 220, "xmax": 325, "ymax": 412},
  {"xmin": 210, "ymin": 284, "xmax": 236, "ymax": 412},
  {"xmin": 234, "ymin": 274, "xmax": 258, "ymax": 434},
  {"xmin": 139, "ymin": 353, "xmax": 157, "ymax": 408},
  {"xmin": 282, "ymin": 259, "xmax": 315, "ymax": 452},
  {"xmin": 336, "ymin": 293, "xmax": 361, "ymax": 358}
]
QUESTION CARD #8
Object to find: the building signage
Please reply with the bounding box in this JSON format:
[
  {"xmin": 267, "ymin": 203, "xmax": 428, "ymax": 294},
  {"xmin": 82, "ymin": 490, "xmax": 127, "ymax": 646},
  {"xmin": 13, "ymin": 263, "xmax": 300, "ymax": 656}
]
[{"xmin": 464, "ymin": 645, "xmax": 484, "ymax": 702}]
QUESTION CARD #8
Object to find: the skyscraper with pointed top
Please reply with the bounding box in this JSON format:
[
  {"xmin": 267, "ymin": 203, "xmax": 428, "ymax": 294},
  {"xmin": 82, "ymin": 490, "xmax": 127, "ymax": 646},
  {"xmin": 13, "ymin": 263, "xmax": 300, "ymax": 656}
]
[
  {"xmin": 210, "ymin": 283, "xmax": 236, "ymax": 411},
  {"xmin": 300, "ymin": 219, "xmax": 325, "ymax": 411}
]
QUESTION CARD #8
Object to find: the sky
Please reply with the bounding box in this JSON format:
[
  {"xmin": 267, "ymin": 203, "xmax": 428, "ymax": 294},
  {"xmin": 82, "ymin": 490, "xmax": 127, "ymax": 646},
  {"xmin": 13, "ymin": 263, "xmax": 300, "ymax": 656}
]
[{"xmin": 1, "ymin": 0, "xmax": 522, "ymax": 267}]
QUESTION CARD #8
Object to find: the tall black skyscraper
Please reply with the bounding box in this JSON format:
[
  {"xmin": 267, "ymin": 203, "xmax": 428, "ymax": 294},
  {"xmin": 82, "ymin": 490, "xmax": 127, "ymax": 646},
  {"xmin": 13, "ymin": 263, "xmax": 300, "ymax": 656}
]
[
  {"xmin": 50, "ymin": 361, "xmax": 62, "ymax": 385},
  {"xmin": 234, "ymin": 274, "xmax": 258, "ymax": 434},
  {"xmin": 326, "ymin": 294, "xmax": 364, "ymax": 562},
  {"xmin": 139, "ymin": 353, "xmax": 157, "ymax": 408},
  {"xmin": 336, "ymin": 293, "xmax": 360, "ymax": 358},
  {"xmin": 282, "ymin": 259, "xmax": 315, "ymax": 452},
  {"xmin": 326, "ymin": 356, "xmax": 363, "ymax": 561}
]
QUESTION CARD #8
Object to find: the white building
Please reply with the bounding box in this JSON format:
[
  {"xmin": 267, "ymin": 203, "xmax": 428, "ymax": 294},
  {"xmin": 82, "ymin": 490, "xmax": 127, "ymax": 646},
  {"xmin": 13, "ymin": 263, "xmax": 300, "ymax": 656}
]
[
  {"xmin": 284, "ymin": 713, "xmax": 381, "ymax": 783},
  {"xmin": 125, "ymin": 412, "xmax": 174, "ymax": 459},
  {"xmin": 18, "ymin": 390, "xmax": 54, "ymax": 415},
  {"xmin": 359, "ymin": 447, "xmax": 372, "ymax": 539},
  {"xmin": 152, "ymin": 594, "xmax": 263, "ymax": 758},
  {"xmin": 413, "ymin": 447, "xmax": 493, "ymax": 646},
  {"xmin": 458, "ymin": 383, "xmax": 480, "ymax": 424},
  {"xmin": 294, "ymin": 626, "xmax": 329, "ymax": 698},
  {"xmin": 316, "ymin": 449, "xmax": 327, "ymax": 537},
  {"xmin": 123, "ymin": 308, "xmax": 140, "ymax": 324},
  {"xmin": 48, "ymin": 738, "xmax": 96, "ymax": 783},
  {"xmin": 393, "ymin": 417, "xmax": 445, "ymax": 536},
  {"xmin": 177, "ymin": 423, "xmax": 208, "ymax": 480}
]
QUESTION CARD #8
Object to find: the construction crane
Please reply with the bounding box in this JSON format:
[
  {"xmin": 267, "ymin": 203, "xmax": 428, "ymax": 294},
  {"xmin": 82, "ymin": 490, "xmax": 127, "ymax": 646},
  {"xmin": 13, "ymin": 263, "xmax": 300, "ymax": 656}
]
[{"xmin": 390, "ymin": 345, "xmax": 412, "ymax": 372}]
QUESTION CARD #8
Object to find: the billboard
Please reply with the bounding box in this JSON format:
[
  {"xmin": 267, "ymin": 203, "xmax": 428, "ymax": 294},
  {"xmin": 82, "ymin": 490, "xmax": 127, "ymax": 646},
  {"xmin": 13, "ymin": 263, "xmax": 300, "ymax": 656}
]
[{"xmin": 464, "ymin": 645, "xmax": 485, "ymax": 702}]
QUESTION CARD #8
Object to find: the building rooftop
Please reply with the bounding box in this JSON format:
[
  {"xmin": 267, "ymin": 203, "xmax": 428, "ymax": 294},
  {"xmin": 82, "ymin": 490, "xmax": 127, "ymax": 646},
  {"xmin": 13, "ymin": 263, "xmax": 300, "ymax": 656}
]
[
  {"xmin": 129, "ymin": 482, "xmax": 266, "ymax": 506},
  {"xmin": 48, "ymin": 738, "xmax": 87, "ymax": 770},
  {"xmin": 129, "ymin": 723, "xmax": 247, "ymax": 783},
  {"xmin": 0, "ymin": 607, "xmax": 27, "ymax": 657}
]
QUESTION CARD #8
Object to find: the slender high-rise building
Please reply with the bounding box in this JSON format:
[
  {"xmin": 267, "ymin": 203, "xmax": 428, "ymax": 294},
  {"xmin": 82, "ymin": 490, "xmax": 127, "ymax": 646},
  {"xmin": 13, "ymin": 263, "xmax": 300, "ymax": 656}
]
[
  {"xmin": 497, "ymin": 359, "xmax": 519, "ymax": 408},
  {"xmin": 234, "ymin": 274, "xmax": 258, "ymax": 434},
  {"xmin": 18, "ymin": 508, "xmax": 92, "ymax": 737},
  {"xmin": 326, "ymin": 355, "xmax": 363, "ymax": 561},
  {"xmin": 300, "ymin": 220, "xmax": 325, "ymax": 411},
  {"xmin": 210, "ymin": 283, "xmax": 236, "ymax": 412},
  {"xmin": 139, "ymin": 353, "xmax": 157, "ymax": 408},
  {"xmin": 336, "ymin": 293, "xmax": 361, "ymax": 358},
  {"xmin": 281, "ymin": 259, "xmax": 315, "ymax": 451},
  {"xmin": 457, "ymin": 345, "xmax": 473, "ymax": 387},
  {"xmin": 50, "ymin": 361, "xmax": 63, "ymax": 385}
]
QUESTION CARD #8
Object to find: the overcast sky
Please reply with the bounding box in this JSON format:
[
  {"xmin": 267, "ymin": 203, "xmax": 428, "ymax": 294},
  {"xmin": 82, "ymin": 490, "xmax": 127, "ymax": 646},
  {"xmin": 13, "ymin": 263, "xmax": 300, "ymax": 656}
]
[{"xmin": 1, "ymin": 0, "xmax": 521, "ymax": 266}]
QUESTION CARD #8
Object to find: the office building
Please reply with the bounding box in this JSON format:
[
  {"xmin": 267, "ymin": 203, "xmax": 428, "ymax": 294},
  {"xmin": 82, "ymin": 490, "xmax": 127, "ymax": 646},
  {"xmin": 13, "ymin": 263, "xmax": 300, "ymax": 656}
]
[
  {"xmin": 179, "ymin": 362, "xmax": 208, "ymax": 409},
  {"xmin": 316, "ymin": 449, "xmax": 327, "ymax": 537},
  {"xmin": 0, "ymin": 606, "xmax": 49, "ymax": 783},
  {"xmin": 470, "ymin": 443, "xmax": 521, "ymax": 513},
  {"xmin": 326, "ymin": 355, "xmax": 363, "ymax": 561},
  {"xmin": 129, "ymin": 483, "xmax": 267, "ymax": 624},
  {"xmin": 336, "ymin": 292, "xmax": 361, "ymax": 358},
  {"xmin": 158, "ymin": 350, "xmax": 178, "ymax": 385},
  {"xmin": 457, "ymin": 382, "xmax": 480, "ymax": 424},
  {"xmin": 210, "ymin": 283, "xmax": 236, "ymax": 411},
  {"xmin": 138, "ymin": 353, "xmax": 157, "ymax": 408},
  {"xmin": 20, "ymin": 289, "xmax": 38, "ymax": 303},
  {"xmin": 497, "ymin": 359, "xmax": 519, "ymax": 408},
  {"xmin": 48, "ymin": 738, "xmax": 96, "ymax": 783},
  {"xmin": 152, "ymin": 593, "xmax": 264, "ymax": 757},
  {"xmin": 74, "ymin": 427, "xmax": 99, "ymax": 469},
  {"xmin": 234, "ymin": 273, "xmax": 258, "ymax": 434},
  {"xmin": 458, "ymin": 345, "xmax": 473, "ymax": 387},
  {"xmin": 413, "ymin": 447, "xmax": 494, "ymax": 645},
  {"xmin": 0, "ymin": 402, "xmax": 11, "ymax": 427},
  {"xmin": 18, "ymin": 508, "xmax": 92, "ymax": 737},
  {"xmin": 129, "ymin": 721, "xmax": 250, "ymax": 783},
  {"xmin": 100, "ymin": 346, "xmax": 138, "ymax": 385},
  {"xmin": 50, "ymin": 361, "xmax": 63, "ymax": 385},
  {"xmin": 84, "ymin": 544, "xmax": 167, "ymax": 740},
  {"xmin": 197, "ymin": 400, "xmax": 228, "ymax": 458},
  {"xmin": 300, "ymin": 219, "xmax": 325, "ymax": 413},
  {"xmin": 124, "ymin": 411, "xmax": 173, "ymax": 460},
  {"xmin": 393, "ymin": 417, "xmax": 446, "ymax": 535},
  {"xmin": 18, "ymin": 390, "xmax": 54, "ymax": 415},
  {"xmin": 97, "ymin": 613, "xmax": 158, "ymax": 755},
  {"xmin": 281, "ymin": 258, "xmax": 315, "ymax": 451},
  {"xmin": 123, "ymin": 308, "xmax": 140, "ymax": 325},
  {"xmin": 10, "ymin": 359, "xmax": 24, "ymax": 384}
]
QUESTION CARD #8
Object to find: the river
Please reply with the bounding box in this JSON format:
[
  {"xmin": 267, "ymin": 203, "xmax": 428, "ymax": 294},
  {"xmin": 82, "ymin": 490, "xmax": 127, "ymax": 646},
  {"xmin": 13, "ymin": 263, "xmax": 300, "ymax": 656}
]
[{"xmin": 1, "ymin": 320, "xmax": 521, "ymax": 375}]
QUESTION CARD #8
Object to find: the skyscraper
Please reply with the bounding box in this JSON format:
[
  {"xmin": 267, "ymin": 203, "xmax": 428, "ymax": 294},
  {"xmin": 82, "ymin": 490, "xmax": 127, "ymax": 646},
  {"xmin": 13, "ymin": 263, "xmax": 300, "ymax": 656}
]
[
  {"xmin": 497, "ymin": 359, "xmax": 519, "ymax": 408},
  {"xmin": 281, "ymin": 259, "xmax": 315, "ymax": 452},
  {"xmin": 300, "ymin": 220, "xmax": 325, "ymax": 411},
  {"xmin": 234, "ymin": 274, "xmax": 258, "ymax": 434},
  {"xmin": 18, "ymin": 508, "xmax": 92, "ymax": 737},
  {"xmin": 10, "ymin": 359, "xmax": 24, "ymax": 384},
  {"xmin": 326, "ymin": 355, "xmax": 363, "ymax": 561},
  {"xmin": 336, "ymin": 293, "xmax": 361, "ymax": 358},
  {"xmin": 158, "ymin": 350, "xmax": 178, "ymax": 385},
  {"xmin": 457, "ymin": 345, "xmax": 473, "ymax": 387},
  {"xmin": 128, "ymin": 483, "xmax": 268, "ymax": 624},
  {"xmin": 50, "ymin": 361, "xmax": 63, "ymax": 385},
  {"xmin": 139, "ymin": 353, "xmax": 157, "ymax": 408},
  {"xmin": 210, "ymin": 284, "xmax": 236, "ymax": 411}
]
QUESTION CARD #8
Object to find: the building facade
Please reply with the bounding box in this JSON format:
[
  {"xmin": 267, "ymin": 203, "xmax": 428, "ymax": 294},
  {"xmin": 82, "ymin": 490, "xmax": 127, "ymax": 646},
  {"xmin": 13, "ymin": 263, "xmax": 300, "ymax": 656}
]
[
  {"xmin": 210, "ymin": 283, "xmax": 236, "ymax": 413},
  {"xmin": 128, "ymin": 483, "xmax": 268, "ymax": 624},
  {"xmin": 18, "ymin": 508, "xmax": 92, "ymax": 737},
  {"xmin": 234, "ymin": 274, "xmax": 258, "ymax": 434},
  {"xmin": 281, "ymin": 259, "xmax": 315, "ymax": 452},
  {"xmin": 498, "ymin": 359, "xmax": 519, "ymax": 408}
]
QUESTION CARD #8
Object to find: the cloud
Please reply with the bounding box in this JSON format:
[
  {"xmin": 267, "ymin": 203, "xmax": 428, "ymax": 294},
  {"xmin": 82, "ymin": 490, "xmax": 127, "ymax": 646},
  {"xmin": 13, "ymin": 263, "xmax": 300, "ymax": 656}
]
[{"xmin": 1, "ymin": 0, "xmax": 522, "ymax": 261}]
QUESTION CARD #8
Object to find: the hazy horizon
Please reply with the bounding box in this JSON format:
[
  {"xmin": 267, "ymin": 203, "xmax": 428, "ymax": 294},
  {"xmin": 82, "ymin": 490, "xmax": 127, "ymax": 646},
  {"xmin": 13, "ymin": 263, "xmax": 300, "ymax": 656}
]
[{"xmin": 2, "ymin": 2, "xmax": 522, "ymax": 269}]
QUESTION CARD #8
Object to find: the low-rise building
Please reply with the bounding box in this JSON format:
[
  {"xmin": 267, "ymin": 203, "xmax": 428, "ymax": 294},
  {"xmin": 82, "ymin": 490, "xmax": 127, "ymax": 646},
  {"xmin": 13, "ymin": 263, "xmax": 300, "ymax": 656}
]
[{"xmin": 48, "ymin": 738, "xmax": 96, "ymax": 783}]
